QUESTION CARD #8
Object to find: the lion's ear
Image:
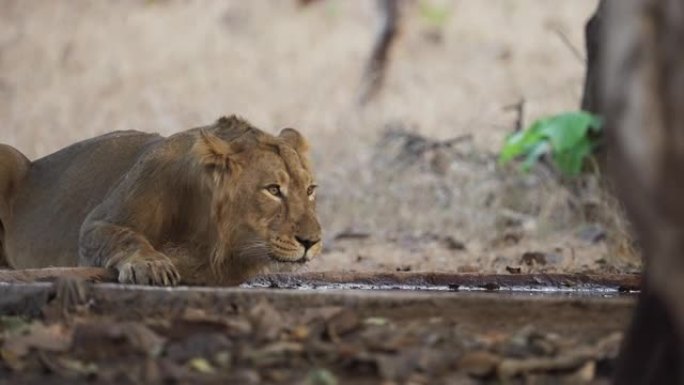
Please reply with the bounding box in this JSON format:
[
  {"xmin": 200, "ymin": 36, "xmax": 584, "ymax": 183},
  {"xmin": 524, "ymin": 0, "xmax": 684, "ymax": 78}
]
[
  {"xmin": 279, "ymin": 128, "xmax": 309, "ymax": 153},
  {"xmin": 194, "ymin": 129, "xmax": 242, "ymax": 171}
]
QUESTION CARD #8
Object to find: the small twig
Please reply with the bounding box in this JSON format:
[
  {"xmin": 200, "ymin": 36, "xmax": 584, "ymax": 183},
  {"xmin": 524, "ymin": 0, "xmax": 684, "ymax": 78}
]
[
  {"xmin": 297, "ymin": 0, "xmax": 322, "ymax": 6},
  {"xmin": 504, "ymin": 98, "xmax": 525, "ymax": 132},
  {"xmin": 549, "ymin": 25, "xmax": 585, "ymax": 63},
  {"xmin": 436, "ymin": 133, "xmax": 473, "ymax": 149}
]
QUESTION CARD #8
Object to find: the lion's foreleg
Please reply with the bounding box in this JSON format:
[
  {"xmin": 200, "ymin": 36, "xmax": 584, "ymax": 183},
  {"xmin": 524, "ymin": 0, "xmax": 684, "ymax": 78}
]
[
  {"xmin": 0, "ymin": 144, "xmax": 30, "ymax": 267},
  {"xmin": 79, "ymin": 221, "xmax": 180, "ymax": 286}
]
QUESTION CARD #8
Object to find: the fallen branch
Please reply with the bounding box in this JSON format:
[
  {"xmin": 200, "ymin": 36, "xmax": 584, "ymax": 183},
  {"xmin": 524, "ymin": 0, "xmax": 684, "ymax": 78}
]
[{"xmin": 0, "ymin": 267, "xmax": 116, "ymax": 283}]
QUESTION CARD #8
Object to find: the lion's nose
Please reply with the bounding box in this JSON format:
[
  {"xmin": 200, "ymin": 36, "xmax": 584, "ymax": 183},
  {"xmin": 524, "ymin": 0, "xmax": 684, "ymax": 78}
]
[{"xmin": 295, "ymin": 236, "xmax": 320, "ymax": 251}]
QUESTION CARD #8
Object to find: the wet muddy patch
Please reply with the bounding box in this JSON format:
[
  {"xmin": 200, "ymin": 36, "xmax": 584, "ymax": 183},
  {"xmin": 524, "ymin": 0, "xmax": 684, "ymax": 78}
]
[{"xmin": 245, "ymin": 271, "xmax": 640, "ymax": 295}]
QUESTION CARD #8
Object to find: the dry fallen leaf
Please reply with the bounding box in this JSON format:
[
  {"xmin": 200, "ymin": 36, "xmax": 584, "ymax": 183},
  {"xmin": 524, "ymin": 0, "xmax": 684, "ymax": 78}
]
[
  {"xmin": 0, "ymin": 316, "xmax": 31, "ymax": 335},
  {"xmin": 187, "ymin": 357, "xmax": 215, "ymax": 374},
  {"xmin": 290, "ymin": 324, "xmax": 311, "ymax": 341},
  {"xmin": 364, "ymin": 317, "xmax": 389, "ymax": 327},
  {"xmin": 71, "ymin": 321, "xmax": 165, "ymax": 359},
  {"xmin": 458, "ymin": 351, "xmax": 501, "ymax": 378},
  {"xmin": 326, "ymin": 308, "xmax": 360, "ymax": 342},
  {"xmin": 248, "ymin": 300, "xmax": 285, "ymax": 341},
  {"xmin": 3, "ymin": 322, "xmax": 73, "ymax": 358},
  {"xmin": 55, "ymin": 357, "xmax": 99, "ymax": 376},
  {"xmin": 246, "ymin": 341, "xmax": 304, "ymax": 367},
  {"xmin": 119, "ymin": 323, "xmax": 166, "ymax": 358},
  {"xmin": 305, "ymin": 368, "xmax": 338, "ymax": 385}
]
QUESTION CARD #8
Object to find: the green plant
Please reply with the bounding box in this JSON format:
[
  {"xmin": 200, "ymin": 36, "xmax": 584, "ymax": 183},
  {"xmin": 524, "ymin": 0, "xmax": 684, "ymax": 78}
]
[
  {"xmin": 419, "ymin": 0, "xmax": 451, "ymax": 27},
  {"xmin": 499, "ymin": 111, "xmax": 603, "ymax": 176}
]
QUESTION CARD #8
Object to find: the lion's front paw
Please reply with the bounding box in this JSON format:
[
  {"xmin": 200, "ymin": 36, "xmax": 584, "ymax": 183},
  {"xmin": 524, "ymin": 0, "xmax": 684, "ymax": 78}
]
[{"xmin": 117, "ymin": 256, "xmax": 181, "ymax": 286}]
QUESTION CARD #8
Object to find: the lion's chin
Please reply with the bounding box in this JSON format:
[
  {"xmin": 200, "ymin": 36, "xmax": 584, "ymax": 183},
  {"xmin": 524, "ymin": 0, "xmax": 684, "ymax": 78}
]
[{"xmin": 268, "ymin": 253, "xmax": 307, "ymax": 264}]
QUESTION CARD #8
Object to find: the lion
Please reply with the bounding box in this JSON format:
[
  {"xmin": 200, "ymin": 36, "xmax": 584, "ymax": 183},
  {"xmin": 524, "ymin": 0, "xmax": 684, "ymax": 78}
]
[{"xmin": 0, "ymin": 116, "xmax": 322, "ymax": 286}]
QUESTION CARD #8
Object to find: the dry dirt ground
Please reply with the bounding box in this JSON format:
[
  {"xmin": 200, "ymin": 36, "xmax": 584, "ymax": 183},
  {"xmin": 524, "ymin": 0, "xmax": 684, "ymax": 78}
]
[{"xmin": 0, "ymin": 1, "xmax": 637, "ymax": 276}]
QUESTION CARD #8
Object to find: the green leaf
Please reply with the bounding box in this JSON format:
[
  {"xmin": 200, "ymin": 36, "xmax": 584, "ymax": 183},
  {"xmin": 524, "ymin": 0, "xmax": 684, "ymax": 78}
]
[
  {"xmin": 499, "ymin": 119, "xmax": 546, "ymax": 164},
  {"xmin": 498, "ymin": 110, "xmax": 603, "ymax": 177},
  {"xmin": 522, "ymin": 141, "xmax": 550, "ymax": 172},
  {"xmin": 553, "ymin": 137, "xmax": 594, "ymax": 176},
  {"xmin": 539, "ymin": 112, "xmax": 596, "ymax": 152}
]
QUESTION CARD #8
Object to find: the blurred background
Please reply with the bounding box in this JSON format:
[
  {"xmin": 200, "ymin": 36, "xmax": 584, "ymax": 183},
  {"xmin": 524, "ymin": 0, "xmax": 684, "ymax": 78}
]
[{"xmin": 1, "ymin": 0, "xmax": 634, "ymax": 275}]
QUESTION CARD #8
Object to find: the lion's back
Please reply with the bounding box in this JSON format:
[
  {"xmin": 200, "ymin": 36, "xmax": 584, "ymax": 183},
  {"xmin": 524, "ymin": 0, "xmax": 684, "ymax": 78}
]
[{"xmin": 5, "ymin": 130, "xmax": 163, "ymax": 268}]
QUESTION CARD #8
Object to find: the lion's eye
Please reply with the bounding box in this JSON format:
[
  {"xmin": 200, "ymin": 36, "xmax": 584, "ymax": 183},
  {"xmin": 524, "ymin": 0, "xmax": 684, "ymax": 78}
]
[
  {"xmin": 266, "ymin": 184, "xmax": 282, "ymax": 197},
  {"xmin": 307, "ymin": 185, "xmax": 317, "ymax": 196}
]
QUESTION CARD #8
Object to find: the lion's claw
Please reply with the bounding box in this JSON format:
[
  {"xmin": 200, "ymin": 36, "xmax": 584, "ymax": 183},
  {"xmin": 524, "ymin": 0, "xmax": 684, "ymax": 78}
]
[{"xmin": 118, "ymin": 257, "xmax": 180, "ymax": 286}]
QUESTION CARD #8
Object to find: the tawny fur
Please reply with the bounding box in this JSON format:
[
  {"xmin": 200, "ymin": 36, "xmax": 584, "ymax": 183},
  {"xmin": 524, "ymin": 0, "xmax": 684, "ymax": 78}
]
[{"xmin": 0, "ymin": 116, "xmax": 322, "ymax": 286}]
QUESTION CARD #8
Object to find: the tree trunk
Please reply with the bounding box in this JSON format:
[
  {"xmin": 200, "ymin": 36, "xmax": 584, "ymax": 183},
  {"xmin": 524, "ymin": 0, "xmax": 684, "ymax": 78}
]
[
  {"xmin": 580, "ymin": 0, "xmax": 604, "ymax": 114},
  {"xmin": 581, "ymin": 1, "xmax": 609, "ymax": 175},
  {"xmin": 604, "ymin": 0, "xmax": 684, "ymax": 383}
]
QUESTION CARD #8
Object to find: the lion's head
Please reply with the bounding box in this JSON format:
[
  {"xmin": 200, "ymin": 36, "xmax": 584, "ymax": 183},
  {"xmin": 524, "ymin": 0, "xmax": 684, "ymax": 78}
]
[{"xmin": 192, "ymin": 116, "xmax": 322, "ymax": 280}]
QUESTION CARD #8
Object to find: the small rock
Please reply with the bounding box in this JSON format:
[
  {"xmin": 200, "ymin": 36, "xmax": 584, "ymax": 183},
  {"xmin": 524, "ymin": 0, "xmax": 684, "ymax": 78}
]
[
  {"xmin": 520, "ymin": 252, "xmax": 547, "ymax": 266},
  {"xmin": 443, "ymin": 236, "xmax": 466, "ymax": 251},
  {"xmin": 505, "ymin": 266, "xmax": 521, "ymax": 274}
]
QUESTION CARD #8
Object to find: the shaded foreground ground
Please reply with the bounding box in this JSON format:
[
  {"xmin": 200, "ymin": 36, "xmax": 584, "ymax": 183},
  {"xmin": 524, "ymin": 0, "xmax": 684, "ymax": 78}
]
[{"xmin": 0, "ymin": 279, "xmax": 633, "ymax": 384}]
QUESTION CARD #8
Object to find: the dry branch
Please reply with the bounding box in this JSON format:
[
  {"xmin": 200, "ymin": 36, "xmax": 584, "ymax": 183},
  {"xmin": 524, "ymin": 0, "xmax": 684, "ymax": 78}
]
[
  {"xmin": 358, "ymin": 0, "xmax": 401, "ymax": 105},
  {"xmin": 0, "ymin": 267, "xmax": 116, "ymax": 283}
]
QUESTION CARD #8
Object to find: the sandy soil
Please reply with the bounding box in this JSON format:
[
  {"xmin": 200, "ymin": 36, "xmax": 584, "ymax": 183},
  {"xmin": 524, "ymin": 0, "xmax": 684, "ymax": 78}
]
[{"xmin": 0, "ymin": 1, "xmax": 636, "ymax": 274}]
